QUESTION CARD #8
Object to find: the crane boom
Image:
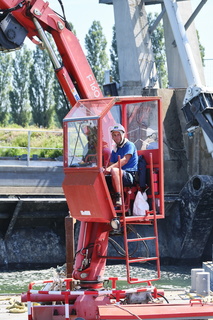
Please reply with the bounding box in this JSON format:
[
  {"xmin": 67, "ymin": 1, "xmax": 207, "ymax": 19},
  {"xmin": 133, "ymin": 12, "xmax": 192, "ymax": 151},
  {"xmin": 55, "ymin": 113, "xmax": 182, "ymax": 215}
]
[
  {"xmin": 0, "ymin": 0, "xmax": 103, "ymax": 106},
  {"xmin": 1, "ymin": 1, "xmax": 213, "ymax": 320}
]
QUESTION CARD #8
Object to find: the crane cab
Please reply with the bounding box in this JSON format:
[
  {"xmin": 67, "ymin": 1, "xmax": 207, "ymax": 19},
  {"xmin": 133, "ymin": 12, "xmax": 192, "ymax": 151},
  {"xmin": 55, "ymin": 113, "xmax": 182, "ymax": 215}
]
[{"xmin": 63, "ymin": 96, "xmax": 164, "ymax": 222}]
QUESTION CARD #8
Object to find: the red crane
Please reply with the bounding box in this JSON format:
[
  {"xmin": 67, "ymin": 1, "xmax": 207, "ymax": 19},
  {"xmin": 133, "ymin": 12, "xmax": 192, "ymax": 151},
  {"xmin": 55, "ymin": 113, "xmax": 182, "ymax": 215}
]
[{"xmin": 0, "ymin": 1, "xmax": 212, "ymax": 319}]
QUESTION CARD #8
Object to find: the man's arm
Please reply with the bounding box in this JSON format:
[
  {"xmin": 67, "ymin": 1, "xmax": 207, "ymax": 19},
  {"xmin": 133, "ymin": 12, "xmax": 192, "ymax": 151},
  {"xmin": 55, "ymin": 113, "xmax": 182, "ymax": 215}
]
[{"xmin": 105, "ymin": 154, "xmax": 132, "ymax": 173}]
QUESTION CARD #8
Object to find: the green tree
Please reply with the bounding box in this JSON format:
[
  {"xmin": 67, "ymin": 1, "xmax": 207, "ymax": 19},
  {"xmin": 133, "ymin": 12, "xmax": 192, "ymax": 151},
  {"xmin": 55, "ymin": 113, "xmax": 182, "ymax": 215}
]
[
  {"xmin": 110, "ymin": 25, "xmax": 120, "ymax": 83},
  {"xmin": 0, "ymin": 52, "xmax": 13, "ymax": 125},
  {"xmin": 29, "ymin": 45, "xmax": 55, "ymax": 127},
  {"xmin": 148, "ymin": 12, "xmax": 168, "ymax": 88},
  {"xmin": 9, "ymin": 46, "xmax": 32, "ymax": 126},
  {"xmin": 53, "ymin": 78, "xmax": 71, "ymax": 126},
  {"xmin": 85, "ymin": 20, "xmax": 109, "ymax": 86},
  {"xmin": 197, "ymin": 30, "xmax": 205, "ymax": 66}
]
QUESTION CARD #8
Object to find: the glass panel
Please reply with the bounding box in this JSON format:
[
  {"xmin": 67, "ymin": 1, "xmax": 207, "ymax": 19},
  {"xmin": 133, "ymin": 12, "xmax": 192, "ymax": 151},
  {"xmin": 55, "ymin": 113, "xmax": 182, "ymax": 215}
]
[
  {"xmin": 126, "ymin": 101, "xmax": 158, "ymax": 150},
  {"xmin": 68, "ymin": 120, "xmax": 98, "ymax": 167},
  {"xmin": 67, "ymin": 100, "xmax": 111, "ymax": 120},
  {"xmin": 101, "ymin": 105, "xmax": 122, "ymax": 157}
]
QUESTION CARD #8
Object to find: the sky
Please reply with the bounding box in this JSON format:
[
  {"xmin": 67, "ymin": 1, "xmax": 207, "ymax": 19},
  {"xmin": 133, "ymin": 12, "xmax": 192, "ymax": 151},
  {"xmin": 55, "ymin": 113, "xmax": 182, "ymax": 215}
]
[
  {"xmin": 46, "ymin": 0, "xmax": 115, "ymax": 53},
  {"xmin": 44, "ymin": 0, "xmax": 213, "ymax": 59},
  {"xmin": 26, "ymin": 0, "xmax": 213, "ymax": 85}
]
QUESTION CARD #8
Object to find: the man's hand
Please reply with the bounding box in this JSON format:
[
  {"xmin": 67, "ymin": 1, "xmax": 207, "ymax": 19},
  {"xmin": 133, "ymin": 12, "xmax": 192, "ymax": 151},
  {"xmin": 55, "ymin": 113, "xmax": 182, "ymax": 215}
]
[
  {"xmin": 104, "ymin": 165, "xmax": 113, "ymax": 174},
  {"xmin": 105, "ymin": 154, "xmax": 132, "ymax": 174}
]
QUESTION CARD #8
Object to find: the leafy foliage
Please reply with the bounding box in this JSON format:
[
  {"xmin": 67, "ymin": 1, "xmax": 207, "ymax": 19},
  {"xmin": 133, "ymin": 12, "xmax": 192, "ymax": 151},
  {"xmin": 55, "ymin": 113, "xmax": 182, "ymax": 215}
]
[
  {"xmin": 0, "ymin": 16, "xmax": 207, "ymax": 130},
  {"xmin": 85, "ymin": 20, "xmax": 109, "ymax": 86},
  {"xmin": 0, "ymin": 127, "xmax": 63, "ymax": 158},
  {"xmin": 53, "ymin": 76, "xmax": 71, "ymax": 126},
  {"xmin": 0, "ymin": 52, "xmax": 13, "ymax": 125},
  {"xmin": 197, "ymin": 30, "xmax": 205, "ymax": 66},
  {"xmin": 147, "ymin": 12, "xmax": 168, "ymax": 88},
  {"xmin": 110, "ymin": 25, "xmax": 120, "ymax": 83},
  {"xmin": 29, "ymin": 44, "xmax": 55, "ymax": 128},
  {"xmin": 9, "ymin": 46, "xmax": 32, "ymax": 126}
]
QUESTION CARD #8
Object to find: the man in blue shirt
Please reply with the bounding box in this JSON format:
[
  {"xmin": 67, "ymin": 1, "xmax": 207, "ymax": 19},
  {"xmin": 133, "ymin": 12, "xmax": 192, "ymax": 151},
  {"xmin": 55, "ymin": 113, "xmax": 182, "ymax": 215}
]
[{"xmin": 105, "ymin": 123, "xmax": 138, "ymax": 206}]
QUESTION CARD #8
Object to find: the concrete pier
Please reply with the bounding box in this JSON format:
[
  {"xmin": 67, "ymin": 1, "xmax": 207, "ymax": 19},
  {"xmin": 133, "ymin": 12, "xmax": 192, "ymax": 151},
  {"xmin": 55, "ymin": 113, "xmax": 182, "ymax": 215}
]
[
  {"xmin": 203, "ymin": 261, "xmax": 213, "ymax": 291},
  {"xmin": 0, "ymin": 159, "xmax": 64, "ymax": 195},
  {"xmin": 0, "ymin": 159, "xmax": 68, "ymax": 269}
]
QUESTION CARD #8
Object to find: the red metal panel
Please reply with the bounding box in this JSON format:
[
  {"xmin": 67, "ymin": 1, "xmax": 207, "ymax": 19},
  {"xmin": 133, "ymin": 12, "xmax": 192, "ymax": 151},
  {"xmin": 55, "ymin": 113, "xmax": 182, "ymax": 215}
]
[
  {"xmin": 32, "ymin": 305, "xmax": 75, "ymax": 320},
  {"xmin": 98, "ymin": 303, "xmax": 213, "ymax": 319},
  {"xmin": 65, "ymin": 216, "xmax": 74, "ymax": 280},
  {"xmin": 63, "ymin": 170, "xmax": 116, "ymax": 222}
]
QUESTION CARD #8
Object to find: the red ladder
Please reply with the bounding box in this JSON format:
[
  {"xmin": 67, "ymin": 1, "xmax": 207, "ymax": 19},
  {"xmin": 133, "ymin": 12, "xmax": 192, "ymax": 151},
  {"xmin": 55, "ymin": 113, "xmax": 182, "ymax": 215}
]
[{"xmin": 118, "ymin": 153, "xmax": 161, "ymax": 284}]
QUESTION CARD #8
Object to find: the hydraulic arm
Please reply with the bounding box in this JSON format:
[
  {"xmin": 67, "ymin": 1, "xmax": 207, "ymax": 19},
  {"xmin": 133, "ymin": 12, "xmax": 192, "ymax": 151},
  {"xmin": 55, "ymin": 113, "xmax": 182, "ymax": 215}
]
[
  {"xmin": 163, "ymin": 0, "xmax": 213, "ymax": 156},
  {"xmin": 0, "ymin": 0, "xmax": 103, "ymax": 106}
]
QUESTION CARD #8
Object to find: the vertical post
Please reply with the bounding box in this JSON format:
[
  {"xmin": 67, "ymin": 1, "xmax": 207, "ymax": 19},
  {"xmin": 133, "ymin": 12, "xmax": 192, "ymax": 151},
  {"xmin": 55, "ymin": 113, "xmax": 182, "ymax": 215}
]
[
  {"xmin": 65, "ymin": 215, "xmax": 75, "ymax": 283},
  {"xmin": 27, "ymin": 291, "xmax": 32, "ymax": 320},
  {"xmin": 64, "ymin": 292, "xmax": 70, "ymax": 320},
  {"xmin": 27, "ymin": 130, "xmax": 31, "ymax": 167},
  {"xmin": 149, "ymin": 152, "xmax": 160, "ymax": 279}
]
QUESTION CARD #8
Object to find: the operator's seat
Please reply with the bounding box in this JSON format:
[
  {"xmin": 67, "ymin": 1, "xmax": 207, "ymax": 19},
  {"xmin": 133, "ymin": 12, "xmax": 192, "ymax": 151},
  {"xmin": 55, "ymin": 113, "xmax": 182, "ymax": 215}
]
[
  {"xmin": 102, "ymin": 145, "xmax": 111, "ymax": 167},
  {"xmin": 121, "ymin": 149, "xmax": 160, "ymax": 215},
  {"xmin": 122, "ymin": 154, "xmax": 146, "ymax": 214}
]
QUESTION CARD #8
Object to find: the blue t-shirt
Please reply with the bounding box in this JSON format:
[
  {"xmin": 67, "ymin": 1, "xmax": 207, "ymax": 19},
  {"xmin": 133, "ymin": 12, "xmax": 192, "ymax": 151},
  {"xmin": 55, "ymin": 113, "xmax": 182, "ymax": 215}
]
[{"xmin": 110, "ymin": 140, "xmax": 138, "ymax": 171}]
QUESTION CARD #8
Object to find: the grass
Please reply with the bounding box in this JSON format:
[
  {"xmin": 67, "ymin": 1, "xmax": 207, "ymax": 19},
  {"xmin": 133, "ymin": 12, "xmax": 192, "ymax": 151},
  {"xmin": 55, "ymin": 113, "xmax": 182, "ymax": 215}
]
[{"xmin": 0, "ymin": 127, "xmax": 63, "ymax": 159}]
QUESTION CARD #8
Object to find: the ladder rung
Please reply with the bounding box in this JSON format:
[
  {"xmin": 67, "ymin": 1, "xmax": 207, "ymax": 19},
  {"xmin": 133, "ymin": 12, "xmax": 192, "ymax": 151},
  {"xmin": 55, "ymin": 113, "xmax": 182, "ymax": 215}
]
[
  {"xmin": 128, "ymin": 257, "xmax": 158, "ymax": 263},
  {"xmin": 121, "ymin": 217, "xmax": 152, "ymax": 224},
  {"xmin": 128, "ymin": 276, "xmax": 160, "ymax": 284},
  {"xmin": 127, "ymin": 236, "xmax": 156, "ymax": 243}
]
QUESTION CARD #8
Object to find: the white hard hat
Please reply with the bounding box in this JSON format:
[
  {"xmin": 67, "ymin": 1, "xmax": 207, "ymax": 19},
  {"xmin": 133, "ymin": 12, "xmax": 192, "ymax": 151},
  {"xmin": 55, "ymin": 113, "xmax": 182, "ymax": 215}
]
[
  {"xmin": 146, "ymin": 127, "xmax": 156, "ymax": 137},
  {"xmin": 110, "ymin": 123, "xmax": 125, "ymax": 133}
]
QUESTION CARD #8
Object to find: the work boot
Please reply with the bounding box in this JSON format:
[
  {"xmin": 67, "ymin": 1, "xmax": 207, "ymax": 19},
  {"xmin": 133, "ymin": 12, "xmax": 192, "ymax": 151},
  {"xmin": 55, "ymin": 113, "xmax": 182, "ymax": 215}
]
[{"xmin": 115, "ymin": 192, "xmax": 122, "ymax": 206}]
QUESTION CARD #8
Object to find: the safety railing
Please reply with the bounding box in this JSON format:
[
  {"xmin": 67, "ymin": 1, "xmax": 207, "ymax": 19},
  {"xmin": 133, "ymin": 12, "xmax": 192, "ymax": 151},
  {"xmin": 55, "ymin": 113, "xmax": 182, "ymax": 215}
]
[
  {"xmin": 26, "ymin": 277, "xmax": 155, "ymax": 320},
  {"xmin": 0, "ymin": 128, "xmax": 63, "ymax": 166}
]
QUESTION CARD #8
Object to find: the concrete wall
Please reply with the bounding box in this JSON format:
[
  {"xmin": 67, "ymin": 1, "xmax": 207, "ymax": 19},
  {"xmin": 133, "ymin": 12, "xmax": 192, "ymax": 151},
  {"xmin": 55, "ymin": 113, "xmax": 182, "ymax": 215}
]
[
  {"xmin": 0, "ymin": 164, "xmax": 68, "ymax": 269},
  {"xmin": 0, "ymin": 165, "xmax": 64, "ymax": 195},
  {"xmin": 113, "ymin": 0, "xmax": 158, "ymax": 90}
]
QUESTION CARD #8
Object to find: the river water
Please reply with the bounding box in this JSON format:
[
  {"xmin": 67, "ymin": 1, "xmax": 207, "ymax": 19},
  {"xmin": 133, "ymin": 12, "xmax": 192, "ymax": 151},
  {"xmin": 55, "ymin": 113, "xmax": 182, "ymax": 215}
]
[{"xmin": 0, "ymin": 264, "xmax": 192, "ymax": 294}]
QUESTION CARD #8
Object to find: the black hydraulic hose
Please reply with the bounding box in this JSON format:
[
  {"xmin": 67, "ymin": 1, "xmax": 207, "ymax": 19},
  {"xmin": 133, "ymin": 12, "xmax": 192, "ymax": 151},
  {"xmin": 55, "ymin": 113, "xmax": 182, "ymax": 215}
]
[
  {"xmin": 108, "ymin": 237, "xmax": 126, "ymax": 257},
  {"xmin": 74, "ymin": 243, "xmax": 95, "ymax": 258},
  {"xmin": 157, "ymin": 293, "xmax": 169, "ymax": 304},
  {"xmin": 108, "ymin": 224, "xmax": 150, "ymax": 259},
  {"xmin": 57, "ymin": 0, "xmax": 72, "ymax": 31},
  {"xmin": 127, "ymin": 225, "xmax": 150, "ymax": 258}
]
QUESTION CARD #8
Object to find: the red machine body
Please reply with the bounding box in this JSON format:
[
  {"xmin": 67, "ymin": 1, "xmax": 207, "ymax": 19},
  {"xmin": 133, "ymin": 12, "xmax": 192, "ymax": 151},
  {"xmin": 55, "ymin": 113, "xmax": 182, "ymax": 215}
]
[
  {"xmin": 62, "ymin": 96, "xmax": 164, "ymax": 285},
  {"xmin": 1, "ymin": 1, "xmax": 212, "ymax": 320}
]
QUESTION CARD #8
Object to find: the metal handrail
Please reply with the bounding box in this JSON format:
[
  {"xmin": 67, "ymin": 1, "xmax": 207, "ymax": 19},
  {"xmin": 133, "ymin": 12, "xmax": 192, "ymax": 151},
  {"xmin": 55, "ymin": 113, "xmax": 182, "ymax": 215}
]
[{"xmin": 0, "ymin": 128, "xmax": 63, "ymax": 166}]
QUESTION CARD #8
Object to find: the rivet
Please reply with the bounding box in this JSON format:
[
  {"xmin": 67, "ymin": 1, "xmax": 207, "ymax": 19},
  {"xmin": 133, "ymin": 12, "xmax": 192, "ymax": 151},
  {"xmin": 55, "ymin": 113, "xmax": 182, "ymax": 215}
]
[
  {"xmin": 34, "ymin": 9, "xmax": 41, "ymax": 16},
  {"xmin": 58, "ymin": 22, "xmax": 64, "ymax": 30}
]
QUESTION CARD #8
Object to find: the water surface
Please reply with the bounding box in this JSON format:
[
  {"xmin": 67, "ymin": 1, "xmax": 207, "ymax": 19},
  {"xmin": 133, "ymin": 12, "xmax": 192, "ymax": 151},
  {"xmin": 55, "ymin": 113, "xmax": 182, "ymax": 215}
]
[{"xmin": 0, "ymin": 264, "xmax": 192, "ymax": 294}]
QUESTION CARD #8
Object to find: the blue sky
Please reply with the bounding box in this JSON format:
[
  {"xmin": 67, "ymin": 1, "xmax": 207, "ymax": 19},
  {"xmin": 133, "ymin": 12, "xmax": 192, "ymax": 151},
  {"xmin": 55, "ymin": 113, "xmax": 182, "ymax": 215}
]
[
  {"xmin": 49, "ymin": 0, "xmax": 114, "ymax": 53},
  {"xmin": 26, "ymin": 1, "xmax": 212, "ymax": 85},
  {"xmin": 48, "ymin": 0, "xmax": 212, "ymax": 60},
  {"xmin": 190, "ymin": 0, "xmax": 213, "ymax": 59}
]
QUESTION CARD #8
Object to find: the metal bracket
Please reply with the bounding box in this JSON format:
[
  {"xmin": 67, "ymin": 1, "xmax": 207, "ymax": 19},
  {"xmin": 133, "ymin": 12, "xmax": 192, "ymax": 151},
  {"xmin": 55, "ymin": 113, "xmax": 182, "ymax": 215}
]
[{"xmin": 182, "ymin": 92, "xmax": 213, "ymax": 143}]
